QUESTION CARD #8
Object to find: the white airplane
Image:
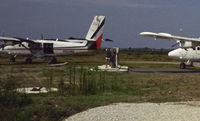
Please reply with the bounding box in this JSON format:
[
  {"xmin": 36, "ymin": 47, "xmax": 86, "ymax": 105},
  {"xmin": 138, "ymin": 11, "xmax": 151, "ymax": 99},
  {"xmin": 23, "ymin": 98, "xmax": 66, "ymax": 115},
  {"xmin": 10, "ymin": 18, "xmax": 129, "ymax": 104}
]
[
  {"xmin": 0, "ymin": 16, "xmax": 106, "ymax": 64},
  {"xmin": 140, "ymin": 31, "xmax": 200, "ymax": 69}
]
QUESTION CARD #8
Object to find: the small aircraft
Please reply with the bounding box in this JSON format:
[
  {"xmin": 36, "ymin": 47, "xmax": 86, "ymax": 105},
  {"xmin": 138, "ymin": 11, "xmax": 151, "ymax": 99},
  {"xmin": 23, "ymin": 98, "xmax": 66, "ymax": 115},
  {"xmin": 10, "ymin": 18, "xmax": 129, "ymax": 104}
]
[
  {"xmin": 140, "ymin": 31, "xmax": 200, "ymax": 69},
  {"xmin": 0, "ymin": 16, "xmax": 107, "ymax": 64}
]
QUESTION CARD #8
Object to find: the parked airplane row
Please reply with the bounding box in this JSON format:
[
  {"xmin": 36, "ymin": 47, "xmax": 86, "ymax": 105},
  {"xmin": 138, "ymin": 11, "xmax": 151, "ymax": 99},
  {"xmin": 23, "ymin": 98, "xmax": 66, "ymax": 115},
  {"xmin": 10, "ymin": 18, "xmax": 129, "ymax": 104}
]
[
  {"xmin": 0, "ymin": 16, "xmax": 106, "ymax": 64},
  {"xmin": 1, "ymin": 15, "xmax": 200, "ymax": 69}
]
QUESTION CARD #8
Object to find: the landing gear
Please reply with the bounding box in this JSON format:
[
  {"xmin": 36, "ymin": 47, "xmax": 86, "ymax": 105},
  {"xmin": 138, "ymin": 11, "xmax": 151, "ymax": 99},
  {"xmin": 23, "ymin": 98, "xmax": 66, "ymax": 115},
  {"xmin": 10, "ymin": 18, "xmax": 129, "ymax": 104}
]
[
  {"xmin": 48, "ymin": 57, "xmax": 57, "ymax": 64},
  {"xmin": 25, "ymin": 58, "xmax": 32, "ymax": 64},
  {"xmin": 186, "ymin": 60, "xmax": 193, "ymax": 67},
  {"xmin": 10, "ymin": 56, "xmax": 16, "ymax": 62},
  {"xmin": 180, "ymin": 62, "xmax": 186, "ymax": 69}
]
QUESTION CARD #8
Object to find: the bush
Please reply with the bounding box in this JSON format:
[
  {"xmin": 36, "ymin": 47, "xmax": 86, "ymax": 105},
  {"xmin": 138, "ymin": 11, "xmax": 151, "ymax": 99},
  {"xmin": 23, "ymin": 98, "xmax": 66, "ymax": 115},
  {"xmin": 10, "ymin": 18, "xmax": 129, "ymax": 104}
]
[
  {"xmin": 0, "ymin": 74, "xmax": 32, "ymax": 106},
  {"xmin": 60, "ymin": 65, "xmax": 124, "ymax": 96}
]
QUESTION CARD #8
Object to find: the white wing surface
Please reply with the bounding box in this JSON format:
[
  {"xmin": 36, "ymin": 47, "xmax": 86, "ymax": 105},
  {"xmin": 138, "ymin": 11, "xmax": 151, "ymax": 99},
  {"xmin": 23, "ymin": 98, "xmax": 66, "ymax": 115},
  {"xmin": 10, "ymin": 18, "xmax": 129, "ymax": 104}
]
[{"xmin": 140, "ymin": 32, "xmax": 200, "ymax": 42}]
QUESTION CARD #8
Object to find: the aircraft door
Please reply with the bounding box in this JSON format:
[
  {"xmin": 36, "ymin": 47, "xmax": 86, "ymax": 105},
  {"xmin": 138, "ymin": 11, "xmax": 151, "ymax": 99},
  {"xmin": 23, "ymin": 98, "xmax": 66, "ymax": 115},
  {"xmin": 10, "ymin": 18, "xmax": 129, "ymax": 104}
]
[
  {"xmin": 29, "ymin": 43, "xmax": 42, "ymax": 55},
  {"xmin": 43, "ymin": 43, "xmax": 54, "ymax": 54}
]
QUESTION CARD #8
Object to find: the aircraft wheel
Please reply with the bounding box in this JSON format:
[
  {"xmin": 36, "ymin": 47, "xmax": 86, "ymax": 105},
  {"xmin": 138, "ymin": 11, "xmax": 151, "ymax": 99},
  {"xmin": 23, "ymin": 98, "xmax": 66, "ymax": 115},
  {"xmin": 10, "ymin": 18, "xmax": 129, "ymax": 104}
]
[
  {"xmin": 10, "ymin": 56, "xmax": 16, "ymax": 62},
  {"xmin": 48, "ymin": 57, "xmax": 57, "ymax": 64},
  {"xmin": 180, "ymin": 62, "xmax": 186, "ymax": 69},
  {"xmin": 26, "ymin": 58, "xmax": 32, "ymax": 64}
]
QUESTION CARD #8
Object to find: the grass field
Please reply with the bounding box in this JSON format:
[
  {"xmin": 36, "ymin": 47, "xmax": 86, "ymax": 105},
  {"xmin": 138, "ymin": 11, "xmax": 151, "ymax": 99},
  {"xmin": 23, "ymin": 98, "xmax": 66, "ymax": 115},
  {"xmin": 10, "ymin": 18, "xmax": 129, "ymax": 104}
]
[{"xmin": 1, "ymin": 50, "xmax": 200, "ymax": 121}]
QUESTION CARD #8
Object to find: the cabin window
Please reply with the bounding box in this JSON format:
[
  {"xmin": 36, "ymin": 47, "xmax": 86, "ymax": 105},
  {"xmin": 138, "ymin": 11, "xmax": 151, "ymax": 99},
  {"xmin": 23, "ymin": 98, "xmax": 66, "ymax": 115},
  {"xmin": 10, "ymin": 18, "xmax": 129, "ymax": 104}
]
[
  {"xmin": 29, "ymin": 43, "xmax": 42, "ymax": 50},
  {"xmin": 43, "ymin": 43, "xmax": 53, "ymax": 54}
]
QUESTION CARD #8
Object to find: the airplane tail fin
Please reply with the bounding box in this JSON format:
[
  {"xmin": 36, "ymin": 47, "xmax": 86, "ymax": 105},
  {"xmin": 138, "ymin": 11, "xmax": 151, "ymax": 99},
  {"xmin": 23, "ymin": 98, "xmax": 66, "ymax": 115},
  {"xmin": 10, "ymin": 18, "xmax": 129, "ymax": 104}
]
[{"xmin": 86, "ymin": 16, "xmax": 105, "ymax": 50}]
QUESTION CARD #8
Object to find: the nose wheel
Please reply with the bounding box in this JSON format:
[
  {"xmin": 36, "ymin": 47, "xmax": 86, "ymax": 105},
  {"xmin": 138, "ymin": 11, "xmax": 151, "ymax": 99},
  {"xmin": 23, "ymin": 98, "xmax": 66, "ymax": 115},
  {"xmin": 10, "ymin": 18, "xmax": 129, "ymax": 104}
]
[{"xmin": 180, "ymin": 62, "xmax": 186, "ymax": 69}]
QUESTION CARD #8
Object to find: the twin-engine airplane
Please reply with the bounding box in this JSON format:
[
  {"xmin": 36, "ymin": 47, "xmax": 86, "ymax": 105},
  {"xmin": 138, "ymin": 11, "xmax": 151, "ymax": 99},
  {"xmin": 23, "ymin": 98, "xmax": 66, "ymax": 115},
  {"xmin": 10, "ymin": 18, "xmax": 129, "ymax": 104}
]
[
  {"xmin": 140, "ymin": 31, "xmax": 200, "ymax": 69},
  {"xmin": 0, "ymin": 16, "xmax": 106, "ymax": 64}
]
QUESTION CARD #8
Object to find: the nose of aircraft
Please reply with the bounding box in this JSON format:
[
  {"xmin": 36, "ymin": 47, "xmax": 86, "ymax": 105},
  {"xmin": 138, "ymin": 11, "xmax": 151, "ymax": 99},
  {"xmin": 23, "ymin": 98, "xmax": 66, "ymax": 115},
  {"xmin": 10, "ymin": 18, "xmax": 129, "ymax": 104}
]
[{"xmin": 168, "ymin": 49, "xmax": 181, "ymax": 59}]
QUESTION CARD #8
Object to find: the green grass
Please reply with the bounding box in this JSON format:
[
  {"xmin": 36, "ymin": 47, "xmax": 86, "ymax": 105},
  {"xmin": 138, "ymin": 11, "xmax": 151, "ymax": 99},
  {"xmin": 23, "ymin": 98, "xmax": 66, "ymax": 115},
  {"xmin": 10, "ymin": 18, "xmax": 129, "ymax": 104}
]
[
  {"xmin": 1, "ymin": 51, "xmax": 200, "ymax": 121},
  {"xmin": 149, "ymin": 96, "xmax": 180, "ymax": 103}
]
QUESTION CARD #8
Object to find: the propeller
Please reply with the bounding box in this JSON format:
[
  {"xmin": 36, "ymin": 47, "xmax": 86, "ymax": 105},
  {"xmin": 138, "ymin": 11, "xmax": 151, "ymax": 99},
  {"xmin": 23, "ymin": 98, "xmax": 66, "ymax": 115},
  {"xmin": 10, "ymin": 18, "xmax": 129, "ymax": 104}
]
[
  {"xmin": 171, "ymin": 42, "xmax": 179, "ymax": 48},
  {"xmin": 103, "ymin": 39, "xmax": 114, "ymax": 42},
  {"xmin": 41, "ymin": 33, "xmax": 44, "ymax": 40},
  {"xmin": 171, "ymin": 28, "xmax": 183, "ymax": 48},
  {"xmin": 0, "ymin": 41, "xmax": 5, "ymax": 50},
  {"xmin": 179, "ymin": 28, "xmax": 183, "ymax": 36},
  {"xmin": 171, "ymin": 40, "xmax": 181, "ymax": 48}
]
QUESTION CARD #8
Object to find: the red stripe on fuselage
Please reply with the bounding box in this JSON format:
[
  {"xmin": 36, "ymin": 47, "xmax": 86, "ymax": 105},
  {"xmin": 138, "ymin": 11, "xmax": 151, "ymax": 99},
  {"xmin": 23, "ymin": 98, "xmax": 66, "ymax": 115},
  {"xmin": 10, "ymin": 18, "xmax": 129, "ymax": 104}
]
[{"xmin": 4, "ymin": 48, "xmax": 89, "ymax": 51}]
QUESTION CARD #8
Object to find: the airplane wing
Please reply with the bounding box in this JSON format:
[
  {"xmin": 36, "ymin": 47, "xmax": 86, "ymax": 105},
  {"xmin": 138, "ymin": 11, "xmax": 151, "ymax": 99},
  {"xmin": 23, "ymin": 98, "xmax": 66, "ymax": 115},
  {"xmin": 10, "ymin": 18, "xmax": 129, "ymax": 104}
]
[
  {"xmin": 140, "ymin": 32, "xmax": 200, "ymax": 42},
  {"xmin": 0, "ymin": 36, "xmax": 44, "ymax": 57},
  {"xmin": 0, "ymin": 36, "xmax": 36, "ymax": 45},
  {"xmin": 0, "ymin": 36, "xmax": 21, "ymax": 43}
]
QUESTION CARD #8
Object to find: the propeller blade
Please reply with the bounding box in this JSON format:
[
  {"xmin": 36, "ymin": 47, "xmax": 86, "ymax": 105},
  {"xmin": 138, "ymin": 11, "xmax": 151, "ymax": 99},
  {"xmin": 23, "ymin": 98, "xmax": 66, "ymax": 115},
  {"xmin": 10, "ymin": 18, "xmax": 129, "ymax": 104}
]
[
  {"xmin": 171, "ymin": 43, "xmax": 179, "ymax": 48},
  {"xmin": 41, "ymin": 33, "xmax": 44, "ymax": 40},
  {"xmin": 104, "ymin": 39, "xmax": 114, "ymax": 42},
  {"xmin": 0, "ymin": 42, "xmax": 4, "ymax": 50}
]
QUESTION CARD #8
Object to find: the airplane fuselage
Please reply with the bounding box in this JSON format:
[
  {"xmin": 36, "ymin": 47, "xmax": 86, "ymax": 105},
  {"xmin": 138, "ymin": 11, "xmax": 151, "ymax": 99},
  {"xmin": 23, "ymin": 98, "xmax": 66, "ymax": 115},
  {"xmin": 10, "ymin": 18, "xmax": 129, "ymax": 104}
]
[
  {"xmin": 1, "ymin": 39, "xmax": 93, "ymax": 57},
  {"xmin": 168, "ymin": 47, "xmax": 200, "ymax": 62}
]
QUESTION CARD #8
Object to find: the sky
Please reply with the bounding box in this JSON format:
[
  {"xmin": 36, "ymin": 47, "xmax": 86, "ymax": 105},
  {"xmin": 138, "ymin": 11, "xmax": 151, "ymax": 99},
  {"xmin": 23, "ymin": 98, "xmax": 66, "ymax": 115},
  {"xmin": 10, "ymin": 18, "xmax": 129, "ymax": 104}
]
[{"xmin": 1, "ymin": 0, "xmax": 200, "ymax": 49}]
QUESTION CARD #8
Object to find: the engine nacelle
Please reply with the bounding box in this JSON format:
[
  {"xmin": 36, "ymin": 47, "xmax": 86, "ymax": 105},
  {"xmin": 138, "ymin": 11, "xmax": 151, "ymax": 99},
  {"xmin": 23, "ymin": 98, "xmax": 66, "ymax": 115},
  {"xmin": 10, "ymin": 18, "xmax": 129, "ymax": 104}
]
[{"xmin": 179, "ymin": 41, "xmax": 198, "ymax": 48}]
